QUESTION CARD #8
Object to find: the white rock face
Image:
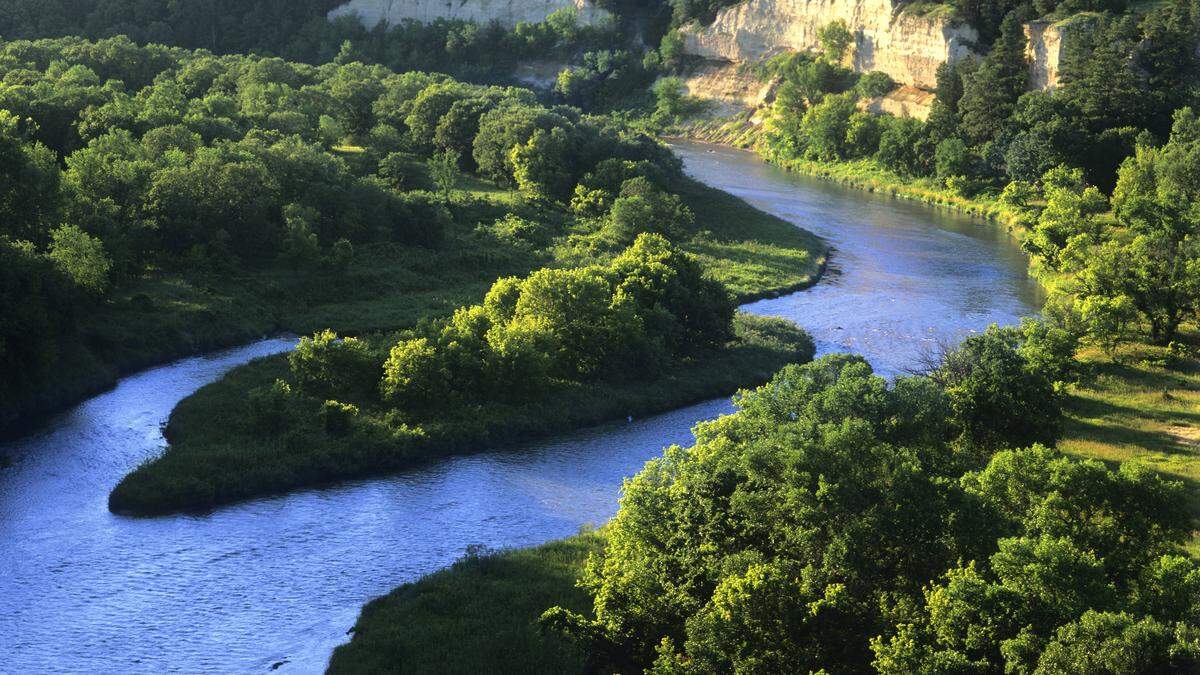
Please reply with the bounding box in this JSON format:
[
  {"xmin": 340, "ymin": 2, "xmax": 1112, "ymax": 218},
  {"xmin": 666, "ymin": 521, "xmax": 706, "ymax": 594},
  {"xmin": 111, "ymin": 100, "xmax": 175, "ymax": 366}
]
[
  {"xmin": 1024, "ymin": 15, "xmax": 1097, "ymax": 91},
  {"xmin": 678, "ymin": 62, "xmax": 779, "ymax": 117},
  {"xmin": 681, "ymin": 0, "xmax": 978, "ymax": 90},
  {"xmin": 328, "ymin": 0, "xmax": 610, "ymax": 29}
]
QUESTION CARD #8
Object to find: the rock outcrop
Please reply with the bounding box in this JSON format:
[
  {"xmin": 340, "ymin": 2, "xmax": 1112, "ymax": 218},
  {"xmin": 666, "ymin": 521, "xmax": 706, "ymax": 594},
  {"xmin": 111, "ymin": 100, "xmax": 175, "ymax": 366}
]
[
  {"xmin": 328, "ymin": 0, "xmax": 610, "ymax": 29},
  {"xmin": 679, "ymin": 62, "xmax": 779, "ymax": 117},
  {"xmin": 1024, "ymin": 13, "xmax": 1099, "ymax": 90},
  {"xmin": 861, "ymin": 85, "xmax": 935, "ymax": 119},
  {"xmin": 680, "ymin": 0, "xmax": 978, "ymax": 90}
]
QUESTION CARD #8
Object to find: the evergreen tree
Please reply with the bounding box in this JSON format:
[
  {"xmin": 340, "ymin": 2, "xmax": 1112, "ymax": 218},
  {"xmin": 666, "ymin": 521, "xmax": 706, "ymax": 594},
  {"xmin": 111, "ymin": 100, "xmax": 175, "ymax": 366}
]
[{"xmin": 957, "ymin": 12, "xmax": 1028, "ymax": 146}]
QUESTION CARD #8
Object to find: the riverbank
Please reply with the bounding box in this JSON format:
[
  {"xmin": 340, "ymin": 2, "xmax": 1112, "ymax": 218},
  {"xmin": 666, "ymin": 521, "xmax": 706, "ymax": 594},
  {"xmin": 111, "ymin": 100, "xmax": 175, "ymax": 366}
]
[
  {"xmin": 4, "ymin": 173, "xmax": 825, "ymax": 439},
  {"xmin": 326, "ymin": 136, "xmax": 1200, "ymax": 672},
  {"xmin": 327, "ymin": 532, "xmax": 603, "ymax": 674},
  {"xmin": 686, "ymin": 133, "xmax": 1200, "ymax": 531},
  {"xmin": 110, "ymin": 313, "xmax": 815, "ymax": 515}
]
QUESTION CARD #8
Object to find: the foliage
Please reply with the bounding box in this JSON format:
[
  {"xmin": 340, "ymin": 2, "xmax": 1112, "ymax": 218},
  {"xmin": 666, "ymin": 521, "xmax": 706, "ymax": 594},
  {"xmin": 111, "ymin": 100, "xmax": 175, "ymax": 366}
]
[
  {"xmin": 540, "ymin": 339, "xmax": 1198, "ymax": 672},
  {"xmin": 288, "ymin": 329, "xmax": 379, "ymax": 402},
  {"xmin": 817, "ymin": 20, "xmax": 854, "ymax": 64},
  {"xmin": 48, "ymin": 224, "xmax": 111, "ymax": 293},
  {"xmin": 428, "ymin": 149, "xmax": 460, "ymax": 198}
]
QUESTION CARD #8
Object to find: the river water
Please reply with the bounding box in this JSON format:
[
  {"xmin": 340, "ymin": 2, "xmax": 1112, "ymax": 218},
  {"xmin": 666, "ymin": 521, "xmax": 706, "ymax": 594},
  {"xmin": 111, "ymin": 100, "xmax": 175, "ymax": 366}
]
[{"xmin": 0, "ymin": 143, "xmax": 1041, "ymax": 673}]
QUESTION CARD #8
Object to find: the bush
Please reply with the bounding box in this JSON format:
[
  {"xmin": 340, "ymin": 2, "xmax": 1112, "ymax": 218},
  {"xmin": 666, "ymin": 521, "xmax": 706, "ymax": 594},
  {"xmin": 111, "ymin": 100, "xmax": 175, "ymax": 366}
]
[
  {"xmin": 289, "ymin": 330, "xmax": 379, "ymax": 402},
  {"xmin": 319, "ymin": 400, "xmax": 359, "ymax": 435},
  {"xmin": 380, "ymin": 337, "xmax": 446, "ymax": 408}
]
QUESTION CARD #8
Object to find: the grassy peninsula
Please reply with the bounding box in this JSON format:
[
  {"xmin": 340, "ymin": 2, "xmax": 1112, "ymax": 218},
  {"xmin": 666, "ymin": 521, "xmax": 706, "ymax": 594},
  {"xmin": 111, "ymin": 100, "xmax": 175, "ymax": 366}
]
[{"xmin": 110, "ymin": 229, "xmax": 819, "ymax": 515}]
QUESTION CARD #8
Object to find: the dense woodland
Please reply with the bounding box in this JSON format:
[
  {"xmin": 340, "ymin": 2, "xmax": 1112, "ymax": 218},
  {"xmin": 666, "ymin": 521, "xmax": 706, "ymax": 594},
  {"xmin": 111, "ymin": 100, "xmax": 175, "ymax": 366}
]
[
  {"xmin": 0, "ymin": 31, "xmax": 728, "ymax": 429},
  {"xmin": 541, "ymin": 341, "xmax": 1200, "ymax": 672}
]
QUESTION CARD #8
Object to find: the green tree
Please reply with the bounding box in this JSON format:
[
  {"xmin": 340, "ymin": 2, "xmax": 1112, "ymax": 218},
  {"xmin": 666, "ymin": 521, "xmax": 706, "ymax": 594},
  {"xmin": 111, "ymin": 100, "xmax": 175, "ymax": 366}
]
[
  {"xmin": 289, "ymin": 330, "xmax": 379, "ymax": 403},
  {"xmin": 0, "ymin": 112, "xmax": 62, "ymax": 244},
  {"xmin": 509, "ymin": 128, "xmax": 574, "ymax": 202},
  {"xmin": 818, "ymin": 20, "xmax": 853, "ymax": 63},
  {"xmin": 933, "ymin": 137, "xmax": 975, "ymax": 181},
  {"xmin": 428, "ymin": 149, "xmax": 461, "ymax": 198},
  {"xmin": 380, "ymin": 337, "xmax": 446, "ymax": 408},
  {"xmin": 279, "ymin": 204, "xmax": 320, "ymax": 271},
  {"xmin": 935, "ymin": 325, "xmax": 1062, "ymax": 450},
  {"xmin": 957, "ymin": 12, "xmax": 1028, "ymax": 145},
  {"xmin": 607, "ymin": 177, "xmax": 694, "ymax": 242},
  {"xmin": 1023, "ymin": 166, "xmax": 1108, "ymax": 271},
  {"xmin": 1063, "ymin": 111, "xmax": 1200, "ymax": 344},
  {"xmin": 48, "ymin": 224, "xmax": 111, "ymax": 294},
  {"xmin": 799, "ymin": 92, "xmax": 857, "ymax": 161}
]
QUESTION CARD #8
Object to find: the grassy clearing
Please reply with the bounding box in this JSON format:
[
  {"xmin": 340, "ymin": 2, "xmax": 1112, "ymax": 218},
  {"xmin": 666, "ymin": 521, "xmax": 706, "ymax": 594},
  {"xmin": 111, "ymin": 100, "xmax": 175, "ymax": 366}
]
[
  {"xmin": 110, "ymin": 314, "xmax": 815, "ymax": 515},
  {"xmin": 327, "ymin": 532, "xmax": 603, "ymax": 674},
  {"xmin": 1059, "ymin": 335, "xmax": 1200, "ymax": 554}
]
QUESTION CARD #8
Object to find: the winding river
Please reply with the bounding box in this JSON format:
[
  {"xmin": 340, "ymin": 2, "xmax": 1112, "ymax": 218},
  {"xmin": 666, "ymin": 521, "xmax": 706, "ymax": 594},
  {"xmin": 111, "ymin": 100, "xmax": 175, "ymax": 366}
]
[{"xmin": 0, "ymin": 143, "xmax": 1041, "ymax": 673}]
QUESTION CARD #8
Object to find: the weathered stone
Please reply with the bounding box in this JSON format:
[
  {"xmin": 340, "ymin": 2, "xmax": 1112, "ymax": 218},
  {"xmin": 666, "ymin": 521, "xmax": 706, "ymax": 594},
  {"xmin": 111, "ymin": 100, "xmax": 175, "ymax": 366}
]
[
  {"xmin": 1024, "ymin": 13, "xmax": 1099, "ymax": 91},
  {"xmin": 861, "ymin": 85, "xmax": 935, "ymax": 120},
  {"xmin": 680, "ymin": 0, "xmax": 978, "ymax": 90}
]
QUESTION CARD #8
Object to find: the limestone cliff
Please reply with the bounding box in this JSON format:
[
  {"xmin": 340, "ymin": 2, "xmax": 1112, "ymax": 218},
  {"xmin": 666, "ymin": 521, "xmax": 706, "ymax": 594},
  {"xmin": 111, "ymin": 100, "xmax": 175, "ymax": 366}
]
[
  {"xmin": 328, "ymin": 0, "xmax": 610, "ymax": 29},
  {"xmin": 1024, "ymin": 13, "xmax": 1099, "ymax": 91},
  {"xmin": 679, "ymin": 62, "xmax": 778, "ymax": 117},
  {"xmin": 680, "ymin": 0, "xmax": 978, "ymax": 90}
]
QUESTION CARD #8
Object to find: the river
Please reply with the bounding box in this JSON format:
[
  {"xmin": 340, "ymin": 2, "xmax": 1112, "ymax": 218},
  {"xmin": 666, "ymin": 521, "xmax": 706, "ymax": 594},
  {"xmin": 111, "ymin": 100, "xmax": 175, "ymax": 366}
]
[{"xmin": 0, "ymin": 143, "xmax": 1041, "ymax": 673}]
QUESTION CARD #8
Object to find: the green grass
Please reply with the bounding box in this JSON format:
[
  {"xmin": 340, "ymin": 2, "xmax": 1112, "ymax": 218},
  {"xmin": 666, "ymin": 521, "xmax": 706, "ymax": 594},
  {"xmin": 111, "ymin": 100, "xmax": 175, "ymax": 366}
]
[
  {"xmin": 675, "ymin": 177, "xmax": 826, "ymax": 299},
  {"xmin": 327, "ymin": 532, "xmax": 603, "ymax": 674},
  {"xmin": 109, "ymin": 313, "xmax": 815, "ymax": 515},
  {"xmin": 1059, "ymin": 334, "xmax": 1200, "ymax": 555}
]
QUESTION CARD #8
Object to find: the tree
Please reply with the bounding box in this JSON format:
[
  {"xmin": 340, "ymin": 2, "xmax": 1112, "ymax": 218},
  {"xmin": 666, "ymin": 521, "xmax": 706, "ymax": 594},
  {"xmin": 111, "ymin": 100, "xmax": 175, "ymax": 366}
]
[
  {"xmin": 428, "ymin": 149, "xmax": 460, "ymax": 198},
  {"xmin": 607, "ymin": 177, "xmax": 694, "ymax": 242},
  {"xmin": 289, "ymin": 330, "xmax": 379, "ymax": 403},
  {"xmin": 799, "ymin": 92, "xmax": 857, "ymax": 161},
  {"xmin": 513, "ymin": 266, "xmax": 641, "ymax": 378},
  {"xmin": 1023, "ymin": 167, "xmax": 1108, "ymax": 271},
  {"xmin": 876, "ymin": 116, "xmax": 930, "ymax": 177},
  {"xmin": 473, "ymin": 105, "xmax": 572, "ymax": 185},
  {"xmin": 935, "ymin": 325, "xmax": 1062, "ymax": 450},
  {"xmin": 279, "ymin": 204, "xmax": 320, "ymax": 271},
  {"xmin": 0, "ymin": 112, "xmax": 62, "ymax": 245},
  {"xmin": 1061, "ymin": 111, "xmax": 1200, "ymax": 344},
  {"xmin": 957, "ymin": 12, "xmax": 1028, "ymax": 145},
  {"xmin": 509, "ymin": 128, "xmax": 574, "ymax": 202},
  {"xmin": 818, "ymin": 20, "xmax": 853, "ymax": 63},
  {"xmin": 380, "ymin": 337, "xmax": 446, "ymax": 408},
  {"xmin": 609, "ymin": 233, "xmax": 734, "ymax": 352},
  {"xmin": 48, "ymin": 224, "xmax": 111, "ymax": 294},
  {"xmin": 651, "ymin": 77, "xmax": 697, "ymax": 123},
  {"xmin": 934, "ymin": 137, "xmax": 974, "ymax": 181}
]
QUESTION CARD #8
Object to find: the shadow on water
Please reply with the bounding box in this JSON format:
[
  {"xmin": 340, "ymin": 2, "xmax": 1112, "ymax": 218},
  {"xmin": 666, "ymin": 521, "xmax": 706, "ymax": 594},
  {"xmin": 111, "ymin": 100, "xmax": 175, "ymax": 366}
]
[{"xmin": 0, "ymin": 142, "xmax": 1040, "ymax": 672}]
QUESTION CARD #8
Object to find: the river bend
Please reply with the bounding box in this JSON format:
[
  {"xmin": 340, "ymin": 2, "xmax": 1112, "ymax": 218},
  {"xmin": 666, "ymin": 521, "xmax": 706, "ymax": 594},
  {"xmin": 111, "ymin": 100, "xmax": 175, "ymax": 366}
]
[{"xmin": 0, "ymin": 143, "xmax": 1041, "ymax": 672}]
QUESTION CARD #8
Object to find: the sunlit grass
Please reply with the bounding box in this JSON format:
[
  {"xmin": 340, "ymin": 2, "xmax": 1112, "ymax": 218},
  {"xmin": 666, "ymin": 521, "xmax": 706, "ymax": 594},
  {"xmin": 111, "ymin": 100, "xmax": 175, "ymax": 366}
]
[
  {"xmin": 1059, "ymin": 334, "xmax": 1200, "ymax": 554},
  {"xmin": 328, "ymin": 531, "xmax": 603, "ymax": 674}
]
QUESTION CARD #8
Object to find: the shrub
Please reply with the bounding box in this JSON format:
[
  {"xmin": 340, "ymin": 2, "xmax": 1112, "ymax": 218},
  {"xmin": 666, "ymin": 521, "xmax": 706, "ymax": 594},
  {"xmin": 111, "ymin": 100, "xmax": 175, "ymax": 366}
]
[
  {"xmin": 319, "ymin": 400, "xmax": 359, "ymax": 435},
  {"xmin": 380, "ymin": 337, "xmax": 446, "ymax": 407},
  {"xmin": 289, "ymin": 330, "xmax": 379, "ymax": 402}
]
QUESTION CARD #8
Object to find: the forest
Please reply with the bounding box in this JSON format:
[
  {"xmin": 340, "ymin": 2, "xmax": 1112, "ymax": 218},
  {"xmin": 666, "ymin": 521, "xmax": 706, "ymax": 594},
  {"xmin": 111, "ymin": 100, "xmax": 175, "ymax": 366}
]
[{"xmin": 0, "ymin": 30, "xmax": 824, "ymax": 431}]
